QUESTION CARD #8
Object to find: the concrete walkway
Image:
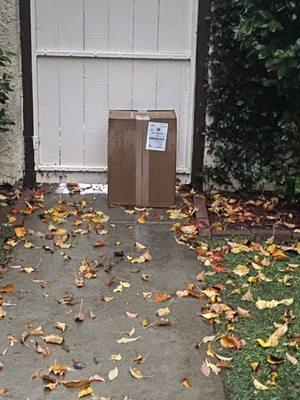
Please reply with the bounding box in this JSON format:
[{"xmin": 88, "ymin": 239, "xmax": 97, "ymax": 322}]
[{"xmin": 0, "ymin": 193, "xmax": 225, "ymax": 400}]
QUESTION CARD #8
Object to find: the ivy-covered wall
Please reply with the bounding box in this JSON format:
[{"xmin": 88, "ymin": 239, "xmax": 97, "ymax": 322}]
[
  {"xmin": 0, "ymin": 0, "xmax": 23, "ymax": 185},
  {"xmin": 204, "ymin": 0, "xmax": 299, "ymax": 197}
]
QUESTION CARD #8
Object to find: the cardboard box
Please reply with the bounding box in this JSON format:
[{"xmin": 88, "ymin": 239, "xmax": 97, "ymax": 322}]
[{"xmin": 108, "ymin": 110, "xmax": 176, "ymax": 208}]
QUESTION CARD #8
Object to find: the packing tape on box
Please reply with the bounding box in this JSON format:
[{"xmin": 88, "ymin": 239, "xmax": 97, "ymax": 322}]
[{"xmin": 136, "ymin": 114, "xmax": 150, "ymax": 206}]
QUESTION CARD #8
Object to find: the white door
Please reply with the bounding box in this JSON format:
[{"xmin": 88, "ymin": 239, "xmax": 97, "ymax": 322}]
[{"xmin": 31, "ymin": 0, "xmax": 198, "ymax": 183}]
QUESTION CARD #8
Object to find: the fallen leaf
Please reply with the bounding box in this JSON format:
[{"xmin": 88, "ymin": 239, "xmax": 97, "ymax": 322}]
[
  {"xmin": 73, "ymin": 359, "xmax": 87, "ymax": 370},
  {"xmin": 286, "ymin": 352, "xmax": 298, "ymax": 365},
  {"xmin": 0, "ymin": 283, "xmax": 14, "ymax": 293},
  {"xmin": 152, "ymin": 293, "xmax": 171, "ymax": 302},
  {"xmin": 15, "ymin": 226, "xmax": 26, "ymax": 237},
  {"xmin": 242, "ymin": 288, "xmax": 253, "ymax": 301},
  {"xmin": 49, "ymin": 363, "xmax": 69, "ymax": 375},
  {"xmin": 253, "ymin": 378, "xmax": 269, "ymax": 390},
  {"xmin": 134, "ymin": 242, "xmax": 145, "ymax": 249},
  {"xmin": 233, "ymin": 265, "xmax": 249, "ymax": 276},
  {"xmin": 256, "ymin": 298, "xmax": 293, "ymax": 310},
  {"xmin": 0, "ymin": 387, "xmax": 8, "ymax": 394},
  {"xmin": 156, "ymin": 307, "xmax": 170, "ymax": 317},
  {"xmin": 126, "ymin": 311, "xmax": 138, "ymax": 319},
  {"xmin": 62, "ymin": 380, "xmax": 90, "ymax": 388},
  {"xmin": 108, "ymin": 367, "xmax": 118, "ymax": 381},
  {"xmin": 78, "ymin": 386, "xmax": 93, "ymax": 398},
  {"xmin": 130, "ymin": 366, "xmax": 144, "ymax": 380},
  {"xmin": 55, "ymin": 321, "xmax": 67, "ymax": 332},
  {"xmin": 117, "ymin": 336, "xmax": 141, "ymax": 344},
  {"xmin": 0, "ymin": 306, "xmax": 6, "ymax": 319},
  {"xmin": 137, "ymin": 213, "xmax": 147, "ymax": 224},
  {"xmin": 181, "ymin": 378, "xmax": 190, "ymax": 389},
  {"xmin": 43, "ymin": 334, "xmax": 63, "ymax": 345},
  {"xmin": 236, "ymin": 307, "xmax": 251, "ymax": 318},
  {"xmin": 220, "ymin": 334, "xmax": 242, "ymax": 350},
  {"xmin": 111, "ymin": 353, "xmax": 122, "ymax": 361},
  {"xmin": 101, "ymin": 294, "xmax": 114, "ymax": 302}
]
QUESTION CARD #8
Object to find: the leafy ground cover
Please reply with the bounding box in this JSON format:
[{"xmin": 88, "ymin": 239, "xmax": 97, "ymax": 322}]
[
  {"xmin": 195, "ymin": 238, "xmax": 299, "ymax": 400},
  {"xmin": 207, "ymin": 193, "xmax": 300, "ymax": 232}
]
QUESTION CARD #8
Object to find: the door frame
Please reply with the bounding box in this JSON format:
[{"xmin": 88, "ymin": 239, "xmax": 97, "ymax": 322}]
[{"xmin": 20, "ymin": 0, "xmax": 210, "ymax": 189}]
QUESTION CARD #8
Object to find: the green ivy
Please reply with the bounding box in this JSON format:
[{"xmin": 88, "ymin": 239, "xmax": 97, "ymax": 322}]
[
  {"xmin": 0, "ymin": 48, "xmax": 15, "ymax": 133},
  {"xmin": 205, "ymin": 1, "xmax": 300, "ymax": 199}
]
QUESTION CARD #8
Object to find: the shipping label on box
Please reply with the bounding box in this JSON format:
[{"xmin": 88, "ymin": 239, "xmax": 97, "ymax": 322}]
[{"xmin": 146, "ymin": 122, "xmax": 168, "ymax": 151}]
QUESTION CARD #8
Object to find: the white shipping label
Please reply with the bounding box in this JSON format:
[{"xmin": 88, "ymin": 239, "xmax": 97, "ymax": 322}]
[{"xmin": 146, "ymin": 122, "xmax": 168, "ymax": 151}]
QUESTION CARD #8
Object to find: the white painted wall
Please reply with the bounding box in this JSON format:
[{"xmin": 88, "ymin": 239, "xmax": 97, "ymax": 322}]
[
  {"xmin": 0, "ymin": 0, "xmax": 23, "ymax": 185},
  {"xmin": 32, "ymin": 0, "xmax": 198, "ymax": 183}
]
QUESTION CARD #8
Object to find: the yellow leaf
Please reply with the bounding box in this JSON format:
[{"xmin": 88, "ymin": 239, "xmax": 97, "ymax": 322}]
[
  {"xmin": 78, "ymin": 386, "xmax": 93, "ymax": 398},
  {"xmin": 49, "ymin": 363, "xmax": 69, "ymax": 375},
  {"xmin": 253, "ymin": 379, "xmax": 269, "ymax": 390},
  {"xmin": 286, "ymin": 352, "xmax": 298, "ymax": 365},
  {"xmin": 250, "ymin": 362, "xmax": 260, "ymax": 371},
  {"xmin": 255, "ymin": 298, "xmax": 293, "ymax": 310},
  {"xmin": 15, "ymin": 227, "xmax": 26, "ymax": 238},
  {"xmin": 111, "ymin": 353, "xmax": 122, "ymax": 361},
  {"xmin": 233, "ymin": 265, "xmax": 249, "ymax": 276},
  {"xmin": 256, "ymin": 338, "xmax": 273, "ymax": 348}
]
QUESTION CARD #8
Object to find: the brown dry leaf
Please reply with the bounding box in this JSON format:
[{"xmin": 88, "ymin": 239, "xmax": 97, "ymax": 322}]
[
  {"xmin": 43, "ymin": 334, "xmax": 63, "ymax": 344},
  {"xmin": 267, "ymin": 323, "xmax": 288, "ymax": 346},
  {"xmin": 0, "ymin": 387, "xmax": 8, "ymax": 394},
  {"xmin": 74, "ymin": 278, "xmax": 86, "ymax": 288},
  {"xmin": 129, "ymin": 366, "xmax": 144, "ymax": 380},
  {"xmin": 236, "ymin": 307, "xmax": 251, "ymax": 318},
  {"xmin": 49, "ymin": 363, "xmax": 69, "ymax": 375},
  {"xmin": 181, "ymin": 378, "xmax": 190, "ymax": 389},
  {"xmin": 15, "ymin": 226, "xmax": 26, "ymax": 237},
  {"xmin": 126, "ymin": 311, "xmax": 138, "ymax": 319},
  {"xmin": 117, "ymin": 336, "xmax": 141, "ymax": 344},
  {"xmin": 142, "ymin": 317, "xmax": 150, "ymax": 327},
  {"xmin": 78, "ymin": 386, "xmax": 93, "ymax": 398},
  {"xmin": 134, "ymin": 242, "xmax": 145, "ymax": 249},
  {"xmin": 137, "ymin": 213, "xmax": 147, "ymax": 224},
  {"xmin": 153, "ymin": 293, "xmax": 171, "ymax": 302},
  {"xmin": 93, "ymin": 240, "xmax": 108, "ymax": 248},
  {"xmin": 128, "ymin": 250, "xmax": 152, "ymax": 264},
  {"xmin": 0, "ymin": 283, "xmax": 14, "ymax": 293},
  {"xmin": 200, "ymin": 358, "xmax": 221, "ymax": 376},
  {"xmin": 108, "ymin": 366, "xmax": 119, "ymax": 381},
  {"xmin": 89, "ymin": 374, "xmax": 106, "ymax": 383},
  {"xmin": 62, "ymin": 380, "xmax": 90, "ymax": 388},
  {"xmin": 250, "ymin": 362, "xmax": 260, "ymax": 372},
  {"xmin": 156, "ymin": 307, "xmax": 170, "ymax": 317},
  {"xmin": 35, "ymin": 342, "xmax": 52, "ymax": 357},
  {"xmin": 141, "ymin": 272, "xmax": 150, "ymax": 281},
  {"xmin": 89, "ymin": 309, "xmax": 96, "ymax": 319},
  {"xmin": 24, "ymin": 241, "xmax": 34, "ymax": 249},
  {"xmin": 156, "ymin": 318, "xmax": 171, "ymax": 326},
  {"xmin": 55, "ymin": 321, "xmax": 67, "ymax": 332},
  {"xmin": 196, "ymin": 271, "xmax": 206, "ymax": 282},
  {"xmin": 75, "ymin": 311, "xmax": 85, "ymax": 322},
  {"xmin": 242, "ymin": 288, "xmax": 253, "ymax": 302},
  {"xmin": 286, "ymin": 352, "xmax": 298, "ymax": 365},
  {"xmin": 0, "ymin": 306, "xmax": 6, "ymax": 319},
  {"xmin": 220, "ymin": 334, "xmax": 243, "ymax": 350},
  {"xmin": 101, "ymin": 294, "xmax": 114, "ymax": 302}
]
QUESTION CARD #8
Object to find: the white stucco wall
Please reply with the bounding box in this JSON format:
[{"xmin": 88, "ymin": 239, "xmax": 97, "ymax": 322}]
[{"xmin": 0, "ymin": 0, "xmax": 23, "ymax": 185}]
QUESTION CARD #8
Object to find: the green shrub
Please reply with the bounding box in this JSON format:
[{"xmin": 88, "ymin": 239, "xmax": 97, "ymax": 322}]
[
  {"xmin": 0, "ymin": 48, "xmax": 15, "ymax": 133},
  {"xmin": 205, "ymin": 1, "xmax": 300, "ymax": 199}
]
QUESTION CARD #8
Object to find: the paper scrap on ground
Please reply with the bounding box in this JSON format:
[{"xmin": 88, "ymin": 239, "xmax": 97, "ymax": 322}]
[{"xmin": 55, "ymin": 183, "xmax": 108, "ymax": 195}]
